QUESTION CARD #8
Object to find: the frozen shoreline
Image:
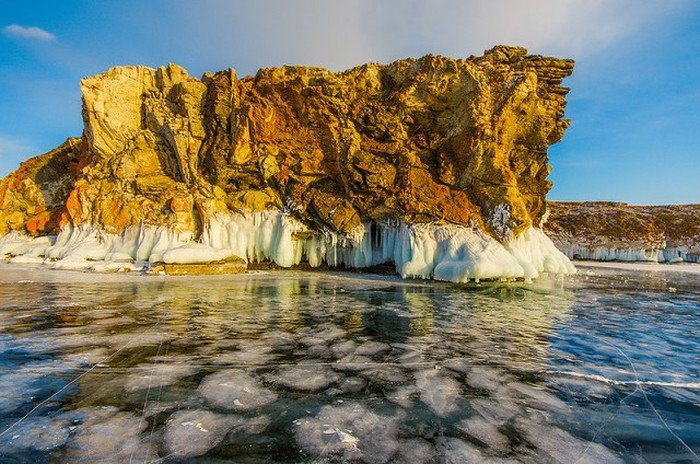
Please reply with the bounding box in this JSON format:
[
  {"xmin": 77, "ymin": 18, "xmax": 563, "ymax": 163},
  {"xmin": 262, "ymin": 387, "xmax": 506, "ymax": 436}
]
[
  {"xmin": 0, "ymin": 211, "xmax": 575, "ymax": 283},
  {"xmin": 573, "ymin": 260, "xmax": 700, "ymax": 275}
]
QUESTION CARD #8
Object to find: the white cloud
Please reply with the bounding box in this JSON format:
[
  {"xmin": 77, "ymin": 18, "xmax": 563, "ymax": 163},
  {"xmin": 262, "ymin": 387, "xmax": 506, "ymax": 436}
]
[
  {"xmin": 3, "ymin": 24, "xmax": 56, "ymax": 41},
  {"xmin": 163, "ymin": 0, "xmax": 375, "ymax": 72},
  {"xmin": 162, "ymin": 0, "xmax": 689, "ymax": 72},
  {"xmin": 359, "ymin": 0, "xmax": 689, "ymax": 62}
]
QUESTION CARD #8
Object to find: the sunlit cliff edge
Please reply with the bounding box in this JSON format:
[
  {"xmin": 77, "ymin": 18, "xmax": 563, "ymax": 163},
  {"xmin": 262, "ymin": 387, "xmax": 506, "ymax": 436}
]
[{"xmin": 0, "ymin": 45, "xmax": 578, "ymax": 281}]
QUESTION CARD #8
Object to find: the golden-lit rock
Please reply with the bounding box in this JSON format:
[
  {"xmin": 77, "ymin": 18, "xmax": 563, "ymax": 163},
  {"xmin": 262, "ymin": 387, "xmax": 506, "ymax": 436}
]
[
  {"xmin": 148, "ymin": 256, "xmax": 247, "ymax": 276},
  {"xmin": 0, "ymin": 138, "xmax": 83, "ymax": 236},
  {"xmin": 0, "ymin": 46, "xmax": 574, "ymax": 243}
]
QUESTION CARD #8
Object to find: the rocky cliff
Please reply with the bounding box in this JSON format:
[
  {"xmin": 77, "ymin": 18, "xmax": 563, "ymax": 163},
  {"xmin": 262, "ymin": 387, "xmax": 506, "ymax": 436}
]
[
  {"xmin": 547, "ymin": 201, "xmax": 700, "ymax": 263},
  {"xmin": 0, "ymin": 46, "xmax": 576, "ymax": 280}
]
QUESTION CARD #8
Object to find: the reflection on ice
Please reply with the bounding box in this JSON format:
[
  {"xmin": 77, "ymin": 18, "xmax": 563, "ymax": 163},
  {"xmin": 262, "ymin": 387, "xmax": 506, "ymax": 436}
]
[{"xmin": 0, "ymin": 265, "xmax": 697, "ymax": 463}]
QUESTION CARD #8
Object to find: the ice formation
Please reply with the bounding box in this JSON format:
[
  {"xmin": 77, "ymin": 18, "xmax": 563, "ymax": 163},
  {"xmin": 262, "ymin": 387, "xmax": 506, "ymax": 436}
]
[
  {"xmin": 555, "ymin": 240, "xmax": 700, "ymax": 264},
  {"xmin": 0, "ymin": 209, "xmax": 575, "ymax": 282},
  {"xmin": 199, "ymin": 210, "xmax": 575, "ymax": 282}
]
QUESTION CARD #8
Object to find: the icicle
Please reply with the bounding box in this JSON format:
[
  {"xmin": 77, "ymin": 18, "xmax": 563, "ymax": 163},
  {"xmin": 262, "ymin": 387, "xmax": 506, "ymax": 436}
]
[{"xmin": 1, "ymin": 208, "xmax": 580, "ymax": 280}]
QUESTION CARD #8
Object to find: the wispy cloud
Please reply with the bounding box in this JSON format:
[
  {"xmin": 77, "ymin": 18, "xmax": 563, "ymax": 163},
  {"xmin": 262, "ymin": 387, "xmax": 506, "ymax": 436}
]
[
  {"xmin": 160, "ymin": 0, "xmax": 690, "ymax": 74},
  {"xmin": 3, "ymin": 24, "xmax": 56, "ymax": 41},
  {"xmin": 0, "ymin": 136, "xmax": 33, "ymax": 176},
  {"xmin": 0, "ymin": 136, "xmax": 29, "ymax": 155}
]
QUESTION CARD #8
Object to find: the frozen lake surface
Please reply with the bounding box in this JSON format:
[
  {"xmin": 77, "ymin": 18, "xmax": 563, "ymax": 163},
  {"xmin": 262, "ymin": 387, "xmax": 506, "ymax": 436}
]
[{"xmin": 0, "ymin": 263, "xmax": 698, "ymax": 463}]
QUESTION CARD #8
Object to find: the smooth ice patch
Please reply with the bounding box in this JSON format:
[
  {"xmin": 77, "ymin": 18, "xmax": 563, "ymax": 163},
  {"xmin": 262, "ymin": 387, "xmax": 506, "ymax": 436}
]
[
  {"xmin": 64, "ymin": 407, "xmax": 156, "ymax": 463},
  {"xmin": 506, "ymin": 382, "xmax": 570, "ymax": 412},
  {"xmin": 198, "ymin": 371, "xmax": 278, "ymax": 411},
  {"xmin": 515, "ymin": 416, "xmax": 624, "ymax": 464},
  {"xmin": 162, "ymin": 409, "xmax": 237, "ymax": 459},
  {"xmin": 456, "ymin": 416, "xmax": 510, "ymax": 453},
  {"xmin": 415, "ymin": 370, "xmax": 463, "ymax": 417},
  {"xmin": 0, "ymin": 360, "xmax": 74, "ymax": 414},
  {"xmin": 0, "ymin": 416, "xmax": 71, "ymax": 453},
  {"xmin": 436, "ymin": 437, "xmax": 485, "ymax": 463},
  {"xmin": 273, "ymin": 365, "xmax": 341, "ymax": 392},
  {"xmin": 294, "ymin": 403, "xmax": 404, "ymax": 464},
  {"xmin": 354, "ymin": 340, "xmax": 391, "ymax": 356},
  {"xmin": 123, "ymin": 363, "xmax": 199, "ymax": 392},
  {"xmin": 394, "ymin": 438, "xmax": 437, "ymax": 464}
]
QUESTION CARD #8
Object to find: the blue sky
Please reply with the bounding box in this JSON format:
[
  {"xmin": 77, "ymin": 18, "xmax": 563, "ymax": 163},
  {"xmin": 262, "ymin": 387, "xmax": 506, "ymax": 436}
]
[{"xmin": 1, "ymin": 0, "xmax": 698, "ymax": 204}]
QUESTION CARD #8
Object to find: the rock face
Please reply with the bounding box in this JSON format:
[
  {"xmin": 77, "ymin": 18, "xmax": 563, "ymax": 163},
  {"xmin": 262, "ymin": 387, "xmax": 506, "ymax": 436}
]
[
  {"xmin": 546, "ymin": 201, "xmax": 700, "ymax": 263},
  {"xmin": 0, "ymin": 138, "xmax": 84, "ymax": 236},
  {"xmin": 0, "ymin": 46, "xmax": 577, "ymax": 280}
]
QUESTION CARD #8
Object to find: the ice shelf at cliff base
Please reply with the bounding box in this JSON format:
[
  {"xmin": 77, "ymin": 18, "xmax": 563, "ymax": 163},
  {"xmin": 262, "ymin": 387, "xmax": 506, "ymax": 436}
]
[{"xmin": 0, "ymin": 210, "xmax": 573, "ymax": 281}]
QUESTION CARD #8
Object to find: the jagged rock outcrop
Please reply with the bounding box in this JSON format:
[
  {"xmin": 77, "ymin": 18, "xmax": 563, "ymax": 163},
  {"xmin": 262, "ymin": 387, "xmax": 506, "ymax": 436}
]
[
  {"xmin": 0, "ymin": 46, "xmax": 576, "ymax": 280},
  {"xmin": 546, "ymin": 201, "xmax": 700, "ymax": 263}
]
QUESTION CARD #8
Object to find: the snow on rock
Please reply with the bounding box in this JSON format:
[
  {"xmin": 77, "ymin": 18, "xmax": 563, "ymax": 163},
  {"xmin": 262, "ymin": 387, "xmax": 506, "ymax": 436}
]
[
  {"xmin": 37, "ymin": 222, "xmax": 193, "ymax": 270},
  {"xmin": 198, "ymin": 371, "xmax": 278, "ymax": 411},
  {"xmin": 556, "ymin": 241, "xmax": 700, "ymax": 264},
  {"xmin": 547, "ymin": 201, "xmax": 700, "ymax": 264},
  {"xmin": 0, "ymin": 232, "xmax": 55, "ymax": 258},
  {"xmin": 0, "ymin": 208, "xmax": 576, "ymax": 282}
]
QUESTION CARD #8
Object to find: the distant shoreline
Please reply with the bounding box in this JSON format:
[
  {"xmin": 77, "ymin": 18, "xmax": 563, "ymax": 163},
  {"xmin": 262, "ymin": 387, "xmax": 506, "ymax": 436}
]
[{"xmin": 573, "ymin": 260, "xmax": 700, "ymax": 274}]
